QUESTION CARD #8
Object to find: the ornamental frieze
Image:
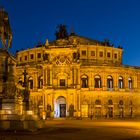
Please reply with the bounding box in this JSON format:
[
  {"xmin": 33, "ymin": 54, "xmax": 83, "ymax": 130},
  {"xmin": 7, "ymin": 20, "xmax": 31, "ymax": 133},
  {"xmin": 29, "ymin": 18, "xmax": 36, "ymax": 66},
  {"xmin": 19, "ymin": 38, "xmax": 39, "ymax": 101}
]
[{"xmin": 52, "ymin": 55, "xmax": 71, "ymax": 66}]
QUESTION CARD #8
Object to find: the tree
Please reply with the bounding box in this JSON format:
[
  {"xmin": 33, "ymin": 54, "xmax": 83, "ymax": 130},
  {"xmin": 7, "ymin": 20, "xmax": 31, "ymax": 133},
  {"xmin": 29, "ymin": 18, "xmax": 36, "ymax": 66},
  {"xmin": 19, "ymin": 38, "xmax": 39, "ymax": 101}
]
[{"xmin": 55, "ymin": 24, "xmax": 68, "ymax": 39}]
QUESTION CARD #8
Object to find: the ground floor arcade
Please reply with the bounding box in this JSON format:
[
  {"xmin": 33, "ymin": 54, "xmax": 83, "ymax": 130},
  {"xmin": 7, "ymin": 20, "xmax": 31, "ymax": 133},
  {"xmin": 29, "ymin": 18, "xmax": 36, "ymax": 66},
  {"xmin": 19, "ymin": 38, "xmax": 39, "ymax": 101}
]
[{"xmin": 30, "ymin": 90, "xmax": 140, "ymax": 119}]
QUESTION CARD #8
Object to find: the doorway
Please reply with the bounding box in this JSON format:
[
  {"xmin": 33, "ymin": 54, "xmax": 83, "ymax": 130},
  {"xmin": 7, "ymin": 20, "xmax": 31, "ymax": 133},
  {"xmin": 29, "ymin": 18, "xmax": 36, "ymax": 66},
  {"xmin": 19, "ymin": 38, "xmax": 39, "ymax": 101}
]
[{"xmin": 54, "ymin": 96, "xmax": 66, "ymax": 118}]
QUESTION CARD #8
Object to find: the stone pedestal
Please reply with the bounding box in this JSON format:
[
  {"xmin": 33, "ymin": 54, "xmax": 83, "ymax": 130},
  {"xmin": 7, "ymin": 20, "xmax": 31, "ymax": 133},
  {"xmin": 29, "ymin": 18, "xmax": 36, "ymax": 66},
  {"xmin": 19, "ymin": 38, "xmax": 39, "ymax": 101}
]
[{"xmin": 0, "ymin": 98, "xmax": 39, "ymax": 130}]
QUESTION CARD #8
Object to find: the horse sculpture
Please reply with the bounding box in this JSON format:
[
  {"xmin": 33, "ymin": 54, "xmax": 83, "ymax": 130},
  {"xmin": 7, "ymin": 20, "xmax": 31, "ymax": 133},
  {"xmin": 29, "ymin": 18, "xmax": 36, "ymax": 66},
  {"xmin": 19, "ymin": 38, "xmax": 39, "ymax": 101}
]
[{"xmin": 0, "ymin": 7, "xmax": 12, "ymax": 49}]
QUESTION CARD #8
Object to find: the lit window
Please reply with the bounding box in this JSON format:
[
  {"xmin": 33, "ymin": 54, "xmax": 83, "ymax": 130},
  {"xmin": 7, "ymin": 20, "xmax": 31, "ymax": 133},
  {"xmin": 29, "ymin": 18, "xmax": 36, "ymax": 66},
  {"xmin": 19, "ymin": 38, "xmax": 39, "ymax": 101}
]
[
  {"xmin": 99, "ymin": 51, "xmax": 103, "ymax": 57},
  {"xmin": 107, "ymin": 52, "xmax": 111, "ymax": 58},
  {"xmin": 107, "ymin": 76, "xmax": 113, "ymax": 88},
  {"xmin": 60, "ymin": 79, "xmax": 65, "ymax": 86},
  {"xmin": 25, "ymin": 56, "xmax": 27, "ymax": 61},
  {"xmin": 91, "ymin": 51, "xmax": 95, "ymax": 56},
  {"xmin": 128, "ymin": 77, "xmax": 132, "ymax": 89},
  {"xmin": 81, "ymin": 75, "xmax": 88, "ymax": 88},
  {"xmin": 30, "ymin": 54, "xmax": 34, "ymax": 59},
  {"xmin": 37, "ymin": 53, "xmax": 41, "ymax": 58},
  {"xmin": 118, "ymin": 76, "xmax": 123, "ymax": 89},
  {"xmin": 28, "ymin": 78, "xmax": 33, "ymax": 89},
  {"xmin": 94, "ymin": 75, "xmax": 102, "ymax": 88},
  {"xmin": 114, "ymin": 53, "xmax": 117, "ymax": 59},
  {"xmin": 38, "ymin": 76, "xmax": 43, "ymax": 88},
  {"xmin": 82, "ymin": 50, "xmax": 86, "ymax": 56}
]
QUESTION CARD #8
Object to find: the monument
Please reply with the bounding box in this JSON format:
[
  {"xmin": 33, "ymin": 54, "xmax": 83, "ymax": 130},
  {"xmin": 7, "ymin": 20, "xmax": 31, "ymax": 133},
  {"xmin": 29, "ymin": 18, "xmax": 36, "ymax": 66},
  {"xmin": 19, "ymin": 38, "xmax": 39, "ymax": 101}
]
[{"xmin": 0, "ymin": 7, "xmax": 39, "ymax": 131}]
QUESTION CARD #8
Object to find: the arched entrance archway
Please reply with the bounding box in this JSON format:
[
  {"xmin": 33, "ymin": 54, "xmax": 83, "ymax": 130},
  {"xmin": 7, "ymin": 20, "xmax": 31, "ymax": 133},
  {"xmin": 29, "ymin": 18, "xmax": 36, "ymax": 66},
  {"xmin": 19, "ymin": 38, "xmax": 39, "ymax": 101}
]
[{"xmin": 54, "ymin": 96, "xmax": 66, "ymax": 118}]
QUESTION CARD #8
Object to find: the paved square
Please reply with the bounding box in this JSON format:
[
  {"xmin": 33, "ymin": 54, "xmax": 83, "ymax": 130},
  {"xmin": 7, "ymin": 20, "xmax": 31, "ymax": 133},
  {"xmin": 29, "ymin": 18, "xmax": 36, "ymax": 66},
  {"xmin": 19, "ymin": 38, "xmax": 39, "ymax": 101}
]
[{"xmin": 0, "ymin": 119, "xmax": 140, "ymax": 140}]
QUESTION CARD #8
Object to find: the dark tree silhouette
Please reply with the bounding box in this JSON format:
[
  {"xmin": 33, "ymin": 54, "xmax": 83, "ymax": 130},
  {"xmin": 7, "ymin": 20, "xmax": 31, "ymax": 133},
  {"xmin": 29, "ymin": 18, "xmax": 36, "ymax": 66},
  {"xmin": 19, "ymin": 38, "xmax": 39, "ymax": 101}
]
[{"xmin": 55, "ymin": 24, "xmax": 68, "ymax": 39}]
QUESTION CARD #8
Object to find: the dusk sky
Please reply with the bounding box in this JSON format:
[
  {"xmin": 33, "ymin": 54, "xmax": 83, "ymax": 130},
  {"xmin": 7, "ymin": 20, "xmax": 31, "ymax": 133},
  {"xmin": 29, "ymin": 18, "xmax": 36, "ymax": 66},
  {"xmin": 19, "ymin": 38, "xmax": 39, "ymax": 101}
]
[{"xmin": 1, "ymin": 0, "xmax": 140, "ymax": 66}]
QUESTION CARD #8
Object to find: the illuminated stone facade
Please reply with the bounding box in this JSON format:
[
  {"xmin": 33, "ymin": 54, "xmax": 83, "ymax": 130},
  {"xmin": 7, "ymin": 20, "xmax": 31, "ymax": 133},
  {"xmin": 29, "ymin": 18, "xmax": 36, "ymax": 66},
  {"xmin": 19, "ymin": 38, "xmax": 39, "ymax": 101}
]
[{"xmin": 16, "ymin": 35, "xmax": 140, "ymax": 119}]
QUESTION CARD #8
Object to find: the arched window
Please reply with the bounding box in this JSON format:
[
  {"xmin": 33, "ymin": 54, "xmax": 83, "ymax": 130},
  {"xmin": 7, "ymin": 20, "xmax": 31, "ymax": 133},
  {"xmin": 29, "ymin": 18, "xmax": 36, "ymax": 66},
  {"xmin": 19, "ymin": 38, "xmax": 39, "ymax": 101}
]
[
  {"xmin": 18, "ymin": 77, "xmax": 23, "ymax": 85},
  {"xmin": 38, "ymin": 76, "xmax": 43, "ymax": 89},
  {"xmin": 81, "ymin": 75, "xmax": 88, "ymax": 88},
  {"xmin": 94, "ymin": 75, "xmax": 101, "ymax": 88},
  {"xmin": 128, "ymin": 77, "xmax": 132, "ymax": 89},
  {"xmin": 95, "ymin": 99, "xmax": 101, "ymax": 105},
  {"xmin": 118, "ymin": 76, "xmax": 123, "ymax": 89},
  {"xmin": 107, "ymin": 76, "xmax": 113, "ymax": 89},
  {"xmin": 73, "ymin": 52, "xmax": 77, "ymax": 60},
  {"xmin": 28, "ymin": 77, "xmax": 33, "ymax": 89},
  {"xmin": 119, "ymin": 100, "xmax": 123, "ymax": 105},
  {"xmin": 108, "ymin": 99, "xmax": 113, "ymax": 105}
]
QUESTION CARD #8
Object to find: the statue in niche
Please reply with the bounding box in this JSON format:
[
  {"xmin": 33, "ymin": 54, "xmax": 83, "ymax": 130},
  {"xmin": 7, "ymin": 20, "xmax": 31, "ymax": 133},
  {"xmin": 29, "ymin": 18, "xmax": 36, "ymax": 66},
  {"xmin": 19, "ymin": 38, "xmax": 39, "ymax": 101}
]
[
  {"xmin": 77, "ymin": 52, "xmax": 80, "ymax": 60},
  {"xmin": 46, "ymin": 104, "xmax": 51, "ymax": 118},
  {"xmin": 43, "ymin": 53, "xmax": 49, "ymax": 61},
  {"xmin": 73, "ymin": 52, "xmax": 77, "ymax": 60},
  {"xmin": 73, "ymin": 51, "xmax": 80, "ymax": 62},
  {"xmin": 69, "ymin": 104, "xmax": 75, "ymax": 117}
]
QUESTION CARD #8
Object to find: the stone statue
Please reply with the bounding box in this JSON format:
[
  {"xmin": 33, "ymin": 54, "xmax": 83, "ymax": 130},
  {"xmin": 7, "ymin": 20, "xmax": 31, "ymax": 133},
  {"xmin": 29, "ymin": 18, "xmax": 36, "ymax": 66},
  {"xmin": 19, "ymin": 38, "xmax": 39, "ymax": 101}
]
[
  {"xmin": 55, "ymin": 24, "xmax": 68, "ymax": 39},
  {"xmin": 0, "ymin": 7, "xmax": 12, "ymax": 49},
  {"xmin": 45, "ymin": 39, "xmax": 49, "ymax": 46}
]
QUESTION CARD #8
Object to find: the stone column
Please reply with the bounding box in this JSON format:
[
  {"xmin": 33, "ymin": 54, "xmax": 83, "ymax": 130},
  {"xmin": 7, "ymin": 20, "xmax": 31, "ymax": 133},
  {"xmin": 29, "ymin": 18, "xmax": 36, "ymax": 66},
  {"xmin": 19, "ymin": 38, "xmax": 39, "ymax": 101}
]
[
  {"xmin": 72, "ymin": 67, "xmax": 74, "ymax": 85},
  {"xmin": 74, "ymin": 68, "xmax": 77, "ymax": 85},
  {"xmin": 34, "ymin": 72, "xmax": 38, "ymax": 91},
  {"xmin": 114, "ymin": 73, "xmax": 118, "ymax": 91},
  {"xmin": 50, "ymin": 66, "xmax": 53, "ymax": 86},
  {"xmin": 47, "ymin": 67, "xmax": 50, "ymax": 86},
  {"xmin": 102, "ymin": 73, "xmax": 106, "ymax": 90},
  {"xmin": 43, "ymin": 68, "xmax": 47, "ymax": 86},
  {"xmin": 77, "ymin": 66, "xmax": 80, "ymax": 89}
]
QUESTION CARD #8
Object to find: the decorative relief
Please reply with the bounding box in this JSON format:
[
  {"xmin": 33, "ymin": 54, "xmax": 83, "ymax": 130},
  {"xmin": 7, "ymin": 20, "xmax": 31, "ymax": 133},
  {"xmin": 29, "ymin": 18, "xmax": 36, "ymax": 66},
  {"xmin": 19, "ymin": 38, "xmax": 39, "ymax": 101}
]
[
  {"xmin": 53, "ymin": 55, "xmax": 71, "ymax": 66},
  {"xmin": 53, "ymin": 66, "xmax": 70, "ymax": 79}
]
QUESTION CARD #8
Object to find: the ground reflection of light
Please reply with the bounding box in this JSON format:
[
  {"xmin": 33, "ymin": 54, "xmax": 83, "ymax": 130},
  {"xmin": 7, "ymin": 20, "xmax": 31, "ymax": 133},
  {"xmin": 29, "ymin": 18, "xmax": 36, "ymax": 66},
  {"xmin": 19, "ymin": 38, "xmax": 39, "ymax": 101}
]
[{"xmin": 91, "ymin": 121, "xmax": 140, "ymax": 129}]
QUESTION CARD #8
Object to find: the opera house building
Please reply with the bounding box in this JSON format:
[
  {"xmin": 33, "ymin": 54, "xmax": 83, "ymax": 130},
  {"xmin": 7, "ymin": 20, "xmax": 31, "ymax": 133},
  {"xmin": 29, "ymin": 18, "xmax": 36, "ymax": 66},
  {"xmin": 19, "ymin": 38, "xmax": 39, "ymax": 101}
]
[{"xmin": 15, "ymin": 34, "xmax": 140, "ymax": 119}]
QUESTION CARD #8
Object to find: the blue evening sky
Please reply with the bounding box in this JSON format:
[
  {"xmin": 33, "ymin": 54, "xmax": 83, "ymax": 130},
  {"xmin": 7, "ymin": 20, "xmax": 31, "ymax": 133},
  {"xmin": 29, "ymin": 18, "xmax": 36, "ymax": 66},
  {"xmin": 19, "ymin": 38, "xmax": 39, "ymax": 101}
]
[{"xmin": 1, "ymin": 0, "xmax": 140, "ymax": 66}]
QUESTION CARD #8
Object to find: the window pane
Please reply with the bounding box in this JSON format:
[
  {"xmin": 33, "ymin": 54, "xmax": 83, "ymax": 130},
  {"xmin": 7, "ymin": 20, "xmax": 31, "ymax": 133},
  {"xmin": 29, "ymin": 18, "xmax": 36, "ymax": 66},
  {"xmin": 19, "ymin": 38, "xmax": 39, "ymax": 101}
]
[
  {"xmin": 25, "ymin": 56, "xmax": 27, "ymax": 60},
  {"xmin": 30, "ymin": 54, "xmax": 34, "ymax": 59},
  {"xmin": 60, "ymin": 79, "xmax": 65, "ymax": 86},
  {"xmin": 99, "ymin": 52, "xmax": 103, "ymax": 57},
  {"xmin": 107, "ymin": 52, "xmax": 110, "ymax": 58},
  {"xmin": 91, "ymin": 51, "xmax": 95, "ymax": 56},
  {"xmin": 82, "ymin": 51, "xmax": 86, "ymax": 56},
  {"xmin": 114, "ymin": 53, "xmax": 117, "ymax": 59},
  {"xmin": 38, "ymin": 53, "xmax": 41, "ymax": 58}
]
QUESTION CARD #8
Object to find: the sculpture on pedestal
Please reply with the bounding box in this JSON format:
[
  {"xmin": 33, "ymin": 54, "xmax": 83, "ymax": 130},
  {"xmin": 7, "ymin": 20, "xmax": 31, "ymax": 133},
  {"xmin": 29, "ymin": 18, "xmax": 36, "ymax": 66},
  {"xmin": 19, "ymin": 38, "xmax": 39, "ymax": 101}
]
[{"xmin": 0, "ymin": 7, "xmax": 12, "ymax": 50}]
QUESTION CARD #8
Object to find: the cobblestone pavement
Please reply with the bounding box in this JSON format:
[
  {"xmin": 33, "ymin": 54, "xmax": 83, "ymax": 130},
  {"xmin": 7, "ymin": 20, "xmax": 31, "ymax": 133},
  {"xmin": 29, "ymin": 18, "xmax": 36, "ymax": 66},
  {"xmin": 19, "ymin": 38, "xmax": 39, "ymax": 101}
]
[{"xmin": 0, "ymin": 119, "xmax": 140, "ymax": 140}]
